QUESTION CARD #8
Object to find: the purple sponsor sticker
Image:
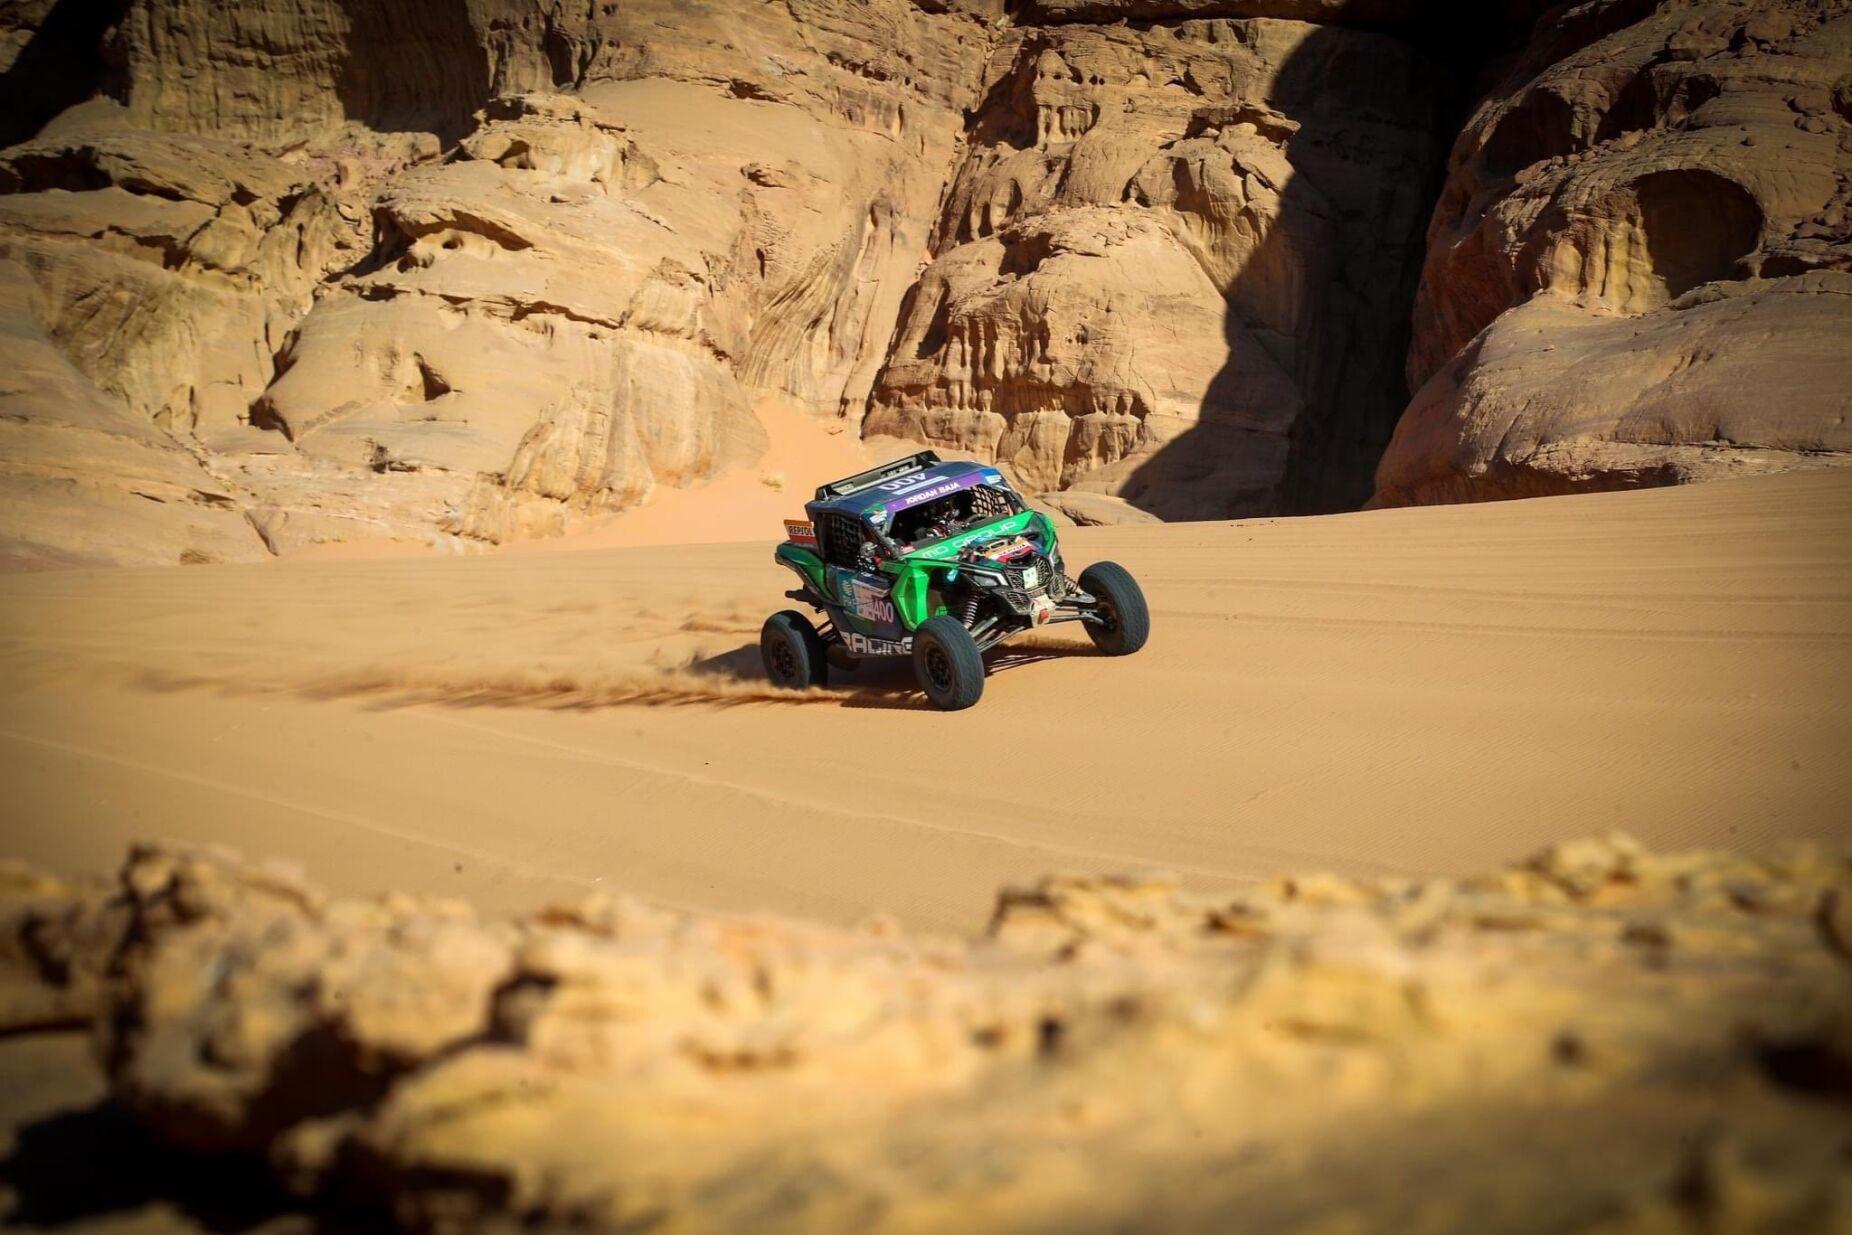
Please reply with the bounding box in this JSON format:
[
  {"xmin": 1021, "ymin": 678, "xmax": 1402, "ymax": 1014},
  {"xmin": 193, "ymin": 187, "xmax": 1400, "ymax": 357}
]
[{"xmin": 879, "ymin": 472, "xmax": 988, "ymax": 513}]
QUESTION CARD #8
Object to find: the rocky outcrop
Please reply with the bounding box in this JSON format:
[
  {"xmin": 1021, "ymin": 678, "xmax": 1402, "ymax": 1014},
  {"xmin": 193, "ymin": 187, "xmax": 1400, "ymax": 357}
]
[
  {"xmin": 1373, "ymin": 0, "xmax": 1852, "ymax": 507},
  {"xmin": 0, "ymin": 257, "xmax": 268, "ymax": 566},
  {"xmin": 0, "ymin": 861, "xmax": 119, "ymax": 1030},
  {"xmin": 0, "ymin": 0, "xmax": 1459, "ymax": 561},
  {"xmin": 6, "ymin": 835, "xmax": 1849, "ymax": 1232},
  {"xmin": 866, "ymin": 15, "xmax": 1449, "ymax": 517},
  {"xmin": 0, "ymin": 0, "xmax": 989, "ymax": 563},
  {"xmin": 255, "ymin": 0, "xmax": 991, "ymax": 545},
  {"xmin": 6, "ymin": 1, "xmax": 1850, "ymax": 562}
]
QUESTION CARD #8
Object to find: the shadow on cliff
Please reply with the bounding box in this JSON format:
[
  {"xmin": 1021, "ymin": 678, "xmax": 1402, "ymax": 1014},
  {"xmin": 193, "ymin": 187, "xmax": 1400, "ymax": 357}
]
[
  {"xmin": 1119, "ymin": 19, "xmax": 1488, "ymax": 519},
  {"xmin": 334, "ymin": 0, "xmax": 492, "ymax": 145},
  {"xmin": 0, "ymin": 0, "xmax": 126, "ymax": 146},
  {"xmin": 0, "ymin": 0, "xmax": 491, "ymax": 149}
]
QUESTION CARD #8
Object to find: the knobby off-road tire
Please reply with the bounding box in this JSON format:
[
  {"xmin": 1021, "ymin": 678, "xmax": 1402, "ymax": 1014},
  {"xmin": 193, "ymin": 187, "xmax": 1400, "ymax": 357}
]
[
  {"xmin": 912, "ymin": 614, "xmax": 985, "ymax": 710},
  {"xmin": 761, "ymin": 610, "xmax": 829, "ymax": 690},
  {"xmin": 1079, "ymin": 561, "xmax": 1150, "ymax": 656}
]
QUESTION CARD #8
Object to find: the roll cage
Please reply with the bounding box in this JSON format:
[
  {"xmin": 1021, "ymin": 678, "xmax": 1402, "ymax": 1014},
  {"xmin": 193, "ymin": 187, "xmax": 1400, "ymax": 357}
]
[
  {"xmin": 812, "ymin": 449, "xmax": 944, "ymax": 502},
  {"xmin": 805, "ymin": 451, "xmax": 1028, "ymax": 566},
  {"xmin": 886, "ymin": 483, "xmax": 1024, "ymax": 550}
]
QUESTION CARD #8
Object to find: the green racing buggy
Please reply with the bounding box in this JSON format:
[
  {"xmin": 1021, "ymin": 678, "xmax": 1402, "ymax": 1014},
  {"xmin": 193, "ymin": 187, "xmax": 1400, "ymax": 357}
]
[{"xmin": 761, "ymin": 451, "xmax": 1149, "ymax": 709}]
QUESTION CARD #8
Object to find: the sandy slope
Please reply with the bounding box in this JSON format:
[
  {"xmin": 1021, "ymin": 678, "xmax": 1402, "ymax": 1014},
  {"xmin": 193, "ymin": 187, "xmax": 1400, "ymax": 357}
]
[{"xmin": 1, "ymin": 469, "xmax": 1847, "ymax": 930}]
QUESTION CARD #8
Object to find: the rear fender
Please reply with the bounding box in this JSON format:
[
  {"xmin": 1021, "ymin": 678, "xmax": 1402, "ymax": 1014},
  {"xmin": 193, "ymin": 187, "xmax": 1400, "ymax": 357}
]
[{"xmin": 774, "ymin": 543, "xmax": 827, "ymax": 595}]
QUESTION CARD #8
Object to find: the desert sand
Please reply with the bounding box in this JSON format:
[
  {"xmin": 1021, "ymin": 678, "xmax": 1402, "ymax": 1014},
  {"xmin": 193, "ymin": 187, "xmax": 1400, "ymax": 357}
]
[{"xmin": 3, "ymin": 466, "xmax": 1846, "ymax": 932}]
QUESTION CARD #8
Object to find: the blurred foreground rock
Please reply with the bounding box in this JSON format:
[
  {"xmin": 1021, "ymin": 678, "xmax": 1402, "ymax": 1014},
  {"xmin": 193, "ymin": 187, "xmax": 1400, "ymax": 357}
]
[{"xmin": 3, "ymin": 834, "xmax": 1848, "ymax": 1233}]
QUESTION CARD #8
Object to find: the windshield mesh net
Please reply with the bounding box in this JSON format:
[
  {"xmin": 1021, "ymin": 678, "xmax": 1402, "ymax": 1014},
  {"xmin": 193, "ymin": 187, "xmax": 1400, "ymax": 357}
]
[
  {"xmin": 817, "ymin": 512, "xmax": 866, "ymax": 568},
  {"xmin": 890, "ymin": 485, "xmax": 1018, "ymax": 547}
]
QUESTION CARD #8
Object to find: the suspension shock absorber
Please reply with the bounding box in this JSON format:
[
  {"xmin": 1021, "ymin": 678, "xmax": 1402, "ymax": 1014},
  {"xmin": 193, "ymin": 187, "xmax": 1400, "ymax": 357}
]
[{"xmin": 959, "ymin": 592, "xmax": 981, "ymax": 627}]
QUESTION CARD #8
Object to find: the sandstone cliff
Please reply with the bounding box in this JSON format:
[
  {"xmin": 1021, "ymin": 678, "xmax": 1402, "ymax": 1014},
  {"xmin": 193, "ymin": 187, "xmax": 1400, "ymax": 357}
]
[
  {"xmin": 0, "ymin": 0, "xmax": 991, "ymax": 562},
  {"xmin": 3, "ymin": 835, "xmax": 1848, "ymax": 1232},
  {"xmin": 1373, "ymin": 0, "xmax": 1852, "ymax": 506},
  {"xmin": 2, "ymin": 1, "xmax": 1849, "ymax": 563},
  {"xmin": 862, "ymin": 10, "xmax": 1450, "ymax": 517}
]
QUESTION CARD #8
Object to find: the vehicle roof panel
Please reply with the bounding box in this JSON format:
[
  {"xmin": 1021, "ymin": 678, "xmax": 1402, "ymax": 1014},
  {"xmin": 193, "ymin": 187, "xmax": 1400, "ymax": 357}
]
[{"xmin": 805, "ymin": 460, "xmax": 1005, "ymax": 521}]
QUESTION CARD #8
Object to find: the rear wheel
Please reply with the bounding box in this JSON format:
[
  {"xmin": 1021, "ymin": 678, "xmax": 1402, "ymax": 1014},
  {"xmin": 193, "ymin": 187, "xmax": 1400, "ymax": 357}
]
[
  {"xmin": 1079, "ymin": 561, "xmax": 1149, "ymax": 656},
  {"xmin": 761, "ymin": 610, "xmax": 828, "ymax": 689},
  {"xmin": 911, "ymin": 615, "xmax": 985, "ymax": 710}
]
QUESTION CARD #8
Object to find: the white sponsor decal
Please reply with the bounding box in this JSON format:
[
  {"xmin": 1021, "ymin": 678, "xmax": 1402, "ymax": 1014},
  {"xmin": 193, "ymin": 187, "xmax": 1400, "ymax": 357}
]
[
  {"xmin": 877, "ymin": 472, "xmax": 939, "ymax": 493},
  {"xmin": 1021, "ymin": 566, "xmax": 1040, "ymax": 589},
  {"xmin": 845, "ymin": 631, "xmax": 909, "ymax": 656},
  {"xmin": 892, "ymin": 480, "xmax": 961, "ymax": 509},
  {"xmin": 935, "ymin": 522, "xmax": 1023, "ymax": 555},
  {"xmin": 846, "ymin": 579, "xmax": 895, "ymax": 623}
]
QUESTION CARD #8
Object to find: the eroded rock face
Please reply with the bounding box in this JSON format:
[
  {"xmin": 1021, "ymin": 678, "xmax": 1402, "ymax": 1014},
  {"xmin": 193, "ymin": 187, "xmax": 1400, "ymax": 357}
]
[
  {"xmin": 1373, "ymin": 0, "xmax": 1852, "ymax": 506},
  {"xmin": 5, "ymin": 1, "xmax": 1848, "ymax": 562},
  {"xmin": 866, "ymin": 16, "xmax": 1449, "ymax": 517},
  {"xmin": 7, "ymin": 836, "xmax": 1848, "ymax": 1232},
  {"xmin": 0, "ymin": 0, "xmax": 1458, "ymax": 561},
  {"xmin": 0, "ymin": 0, "xmax": 989, "ymax": 562},
  {"xmin": 0, "ymin": 257, "xmax": 269, "ymax": 567}
]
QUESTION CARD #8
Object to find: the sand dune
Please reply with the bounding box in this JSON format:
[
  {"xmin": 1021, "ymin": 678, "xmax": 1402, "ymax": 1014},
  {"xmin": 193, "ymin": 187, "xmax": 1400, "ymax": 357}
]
[{"xmin": 2, "ymin": 468, "xmax": 1848, "ymax": 930}]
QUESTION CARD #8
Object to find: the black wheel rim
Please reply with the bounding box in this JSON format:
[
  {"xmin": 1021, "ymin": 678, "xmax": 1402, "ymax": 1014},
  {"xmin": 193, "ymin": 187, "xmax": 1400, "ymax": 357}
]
[
  {"xmin": 924, "ymin": 644, "xmax": 953, "ymax": 693},
  {"xmin": 771, "ymin": 638, "xmax": 797, "ymax": 683},
  {"xmin": 1095, "ymin": 597, "xmax": 1118, "ymax": 633}
]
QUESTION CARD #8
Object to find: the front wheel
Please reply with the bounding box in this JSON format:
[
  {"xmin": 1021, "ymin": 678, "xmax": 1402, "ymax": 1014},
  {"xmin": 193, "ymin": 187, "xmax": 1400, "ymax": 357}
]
[
  {"xmin": 761, "ymin": 610, "xmax": 828, "ymax": 690},
  {"xmin": 1078, "ymin": 561, "xmax": 1150, "ymax": 656},
  {"xmin": 912, "ymin": 615, "xmax": 985, "ymax": 710}
]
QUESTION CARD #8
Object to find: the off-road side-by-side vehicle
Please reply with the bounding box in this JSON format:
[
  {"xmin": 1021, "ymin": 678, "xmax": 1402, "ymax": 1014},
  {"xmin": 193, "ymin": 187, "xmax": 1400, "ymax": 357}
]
[{"xmin": 761, "ymin": 451, "xmax": 1150, "ymax": 710}]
